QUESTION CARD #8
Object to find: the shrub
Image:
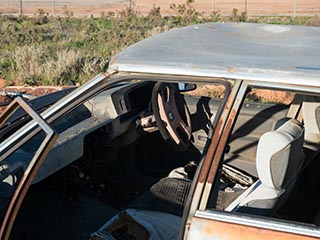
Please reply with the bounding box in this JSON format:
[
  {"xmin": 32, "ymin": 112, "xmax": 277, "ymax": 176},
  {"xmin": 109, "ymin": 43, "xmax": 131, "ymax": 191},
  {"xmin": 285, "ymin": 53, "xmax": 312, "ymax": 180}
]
[
  {"xmin": 230, "ymin": 8, "xmax": 247, "ymax": 22},
  {"xmin": 307, "ymin": 15, "xmax": 320, "ymax": 26},
  {"xmin": 0, "ymin": 13, "xmax": 318, "ymax": 86},
  {"xmin": 14, "ymin": 45, "xmax": 46, "ymax": 85},
  {"xmin": 148, "ymin": 5, "xmax": 161, "ymax": 18}
]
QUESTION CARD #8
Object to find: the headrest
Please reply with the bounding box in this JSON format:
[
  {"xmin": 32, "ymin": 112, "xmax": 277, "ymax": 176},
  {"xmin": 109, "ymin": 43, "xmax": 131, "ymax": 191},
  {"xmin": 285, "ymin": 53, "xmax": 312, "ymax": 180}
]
[{"xmin": 256, "ymin": 119, "xmax": 304, "ymax": 190}]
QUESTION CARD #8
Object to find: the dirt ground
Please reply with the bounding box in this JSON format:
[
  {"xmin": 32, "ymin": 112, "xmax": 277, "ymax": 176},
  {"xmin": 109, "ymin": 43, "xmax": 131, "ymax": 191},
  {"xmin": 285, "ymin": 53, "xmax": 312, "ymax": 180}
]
[
  {"xmin": 135, "ymin": 0, "xmax": 320, "ymax": 16},
  {"xmin": 0, "ymin": 0, "xmax": 319, "ymax": 16}
]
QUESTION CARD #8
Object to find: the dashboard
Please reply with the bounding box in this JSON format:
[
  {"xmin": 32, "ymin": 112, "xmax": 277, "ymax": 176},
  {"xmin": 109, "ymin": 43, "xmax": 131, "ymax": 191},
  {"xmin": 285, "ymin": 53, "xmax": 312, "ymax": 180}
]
[{"xmin": 111, "ymin": 82, "xmax": 155, "ymax": 122}]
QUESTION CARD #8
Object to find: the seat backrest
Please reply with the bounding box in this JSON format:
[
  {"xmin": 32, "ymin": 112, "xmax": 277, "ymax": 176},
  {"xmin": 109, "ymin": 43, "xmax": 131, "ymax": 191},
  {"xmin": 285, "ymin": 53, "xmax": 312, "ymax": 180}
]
[
  {"xmin": 226, "ymin": 119, "xmax": 304, "ymax": 215},
  {"xmin": 302, "ymin": 96, "xmax": 320, "ymax": 166}
]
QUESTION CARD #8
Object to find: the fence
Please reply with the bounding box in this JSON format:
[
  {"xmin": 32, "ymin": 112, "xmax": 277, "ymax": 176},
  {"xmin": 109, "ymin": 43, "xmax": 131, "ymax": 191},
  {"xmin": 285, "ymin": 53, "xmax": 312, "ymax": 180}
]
[
  {"xmin": 135, "ymin": 0, "xmax": 320, "ymax": 16},
  {"xmin": 0, "ymin": 0, "xmax": 319, "ymax": 16},
  {"xmin": 0, "ymin": 0, "xmax": 131, "ymax": 16}
]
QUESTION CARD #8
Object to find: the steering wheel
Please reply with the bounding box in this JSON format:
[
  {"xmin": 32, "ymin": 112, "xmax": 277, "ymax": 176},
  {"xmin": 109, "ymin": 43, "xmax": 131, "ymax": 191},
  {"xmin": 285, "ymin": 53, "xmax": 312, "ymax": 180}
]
[{"xmin": 152, "ymin": 82, "xmax": 192, "ymax": 151}]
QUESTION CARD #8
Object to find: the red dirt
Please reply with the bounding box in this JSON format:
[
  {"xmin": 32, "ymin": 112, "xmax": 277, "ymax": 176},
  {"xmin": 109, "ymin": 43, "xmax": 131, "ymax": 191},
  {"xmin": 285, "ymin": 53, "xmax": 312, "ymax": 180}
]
[
  {"xmin": 192, "ymin": 85, "xmax": 293, "ymax": 104},
  {"xmin": 249, "ymin": 89, "xmax": 293, "ymax": 105},
  {"xmin": 135, "ymin": 0, "xmax": 320, "ymax": 16},
  {"xmin": 0, "ymin": 79, "xmax": 6, "ymax": 89},
  {"xmin": 0, "ymin": 86, "xmax": 71, "ymax": 113},
  {"xmin": 0, "ymin": 0, "xmax": 319, "ymax": 16}
]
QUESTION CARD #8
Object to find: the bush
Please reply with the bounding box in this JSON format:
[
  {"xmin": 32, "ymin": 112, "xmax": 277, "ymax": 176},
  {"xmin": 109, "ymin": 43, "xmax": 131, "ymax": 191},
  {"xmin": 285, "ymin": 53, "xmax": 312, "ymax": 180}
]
[
  {"xmin": 0, "ymin": 12, "xmax": 318, "ymax": 86},
  {"xmin": 230, "ymin": 8, "xmax": 247, "ymax": 22}
]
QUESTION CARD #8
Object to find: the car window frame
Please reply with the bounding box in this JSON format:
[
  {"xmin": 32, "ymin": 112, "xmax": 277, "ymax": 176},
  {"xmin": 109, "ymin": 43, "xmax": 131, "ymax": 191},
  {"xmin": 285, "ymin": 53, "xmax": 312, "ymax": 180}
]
[{"xmin": 0, "ymin": 97, "xmax": 58, "ymax": 240}]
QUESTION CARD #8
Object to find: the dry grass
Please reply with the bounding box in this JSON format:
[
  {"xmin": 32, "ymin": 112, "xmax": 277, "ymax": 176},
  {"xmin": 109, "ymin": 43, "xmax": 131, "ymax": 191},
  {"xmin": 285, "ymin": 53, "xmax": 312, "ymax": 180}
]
[{"xmin": 0, "ymin": 5, "xmax": 319, "ymax": 86}]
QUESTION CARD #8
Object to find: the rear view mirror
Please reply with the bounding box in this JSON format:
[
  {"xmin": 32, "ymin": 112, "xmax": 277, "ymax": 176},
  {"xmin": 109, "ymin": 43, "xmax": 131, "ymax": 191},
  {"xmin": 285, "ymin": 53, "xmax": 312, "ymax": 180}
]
[{"xmin": 178, "ymin": 83, "xmax": 197, "ymax": 92}]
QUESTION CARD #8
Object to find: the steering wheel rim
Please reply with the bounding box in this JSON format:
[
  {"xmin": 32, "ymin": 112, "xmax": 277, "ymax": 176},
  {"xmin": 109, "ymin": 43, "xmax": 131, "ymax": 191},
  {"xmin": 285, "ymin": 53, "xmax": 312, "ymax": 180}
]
[{"xmin": 152, "ymin": 82, "xmax": 192, "ymax": 151}]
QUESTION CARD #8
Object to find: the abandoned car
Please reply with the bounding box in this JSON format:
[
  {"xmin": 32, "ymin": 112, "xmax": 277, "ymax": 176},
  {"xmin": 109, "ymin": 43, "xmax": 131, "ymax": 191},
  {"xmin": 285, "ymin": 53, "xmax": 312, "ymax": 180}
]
[{"xmin": 0, "ymin": 23, "xmax": 320, "ymax": 240}]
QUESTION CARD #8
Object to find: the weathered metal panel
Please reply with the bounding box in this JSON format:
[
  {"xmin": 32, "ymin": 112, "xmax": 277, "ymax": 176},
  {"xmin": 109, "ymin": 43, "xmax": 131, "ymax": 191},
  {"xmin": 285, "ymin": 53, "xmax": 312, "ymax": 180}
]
[
  {"xmin": 110, "ymin": 23, "xmax": 320, "ymax": 85},
  {"xmin": 182, "ymin": 80, "xmax": 242, "ymax": 239},
  {"xmin": 190, "ymin": 215, "xmax": 319, "ymax": 240}
]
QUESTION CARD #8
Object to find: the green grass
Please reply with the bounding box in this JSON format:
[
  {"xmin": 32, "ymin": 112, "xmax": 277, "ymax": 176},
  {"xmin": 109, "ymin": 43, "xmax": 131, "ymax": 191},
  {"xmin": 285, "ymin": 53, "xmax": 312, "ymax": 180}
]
[{"xmin": 0, "ymin": 5, "xmax": 319, "ymax": 86}]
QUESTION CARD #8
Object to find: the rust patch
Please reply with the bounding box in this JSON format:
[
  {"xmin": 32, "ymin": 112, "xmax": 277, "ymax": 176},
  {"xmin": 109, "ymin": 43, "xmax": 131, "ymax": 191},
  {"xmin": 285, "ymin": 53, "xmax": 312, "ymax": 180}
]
[
  {"xmin": 227, "ymin": 67, "xmax": 235, "ymax": 73},
  {"xmin": 207, "ymin": 108, "xmax": 236, "ymax": 183},
  {"xmin": 191, "ymin": 217, "xmax": 318, "ymax": 240},
  {"xmin": 203, "ymin": 222, "xmax": 216, "ymax": 236},
  {"xmin": 198, "ymin": 119, "xmax": 223, "ymax": 183}
]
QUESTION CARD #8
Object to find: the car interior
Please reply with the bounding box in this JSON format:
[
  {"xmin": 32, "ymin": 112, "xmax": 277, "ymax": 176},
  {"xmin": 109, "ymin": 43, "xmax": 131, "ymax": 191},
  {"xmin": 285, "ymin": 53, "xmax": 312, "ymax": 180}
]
[
  {"xmin": 1, "ymin": 80, "xmax": 319, "ymax": 239},
  {"xmin": 213, "ymin": 89, "xmax": 320, "ymax": 228}
]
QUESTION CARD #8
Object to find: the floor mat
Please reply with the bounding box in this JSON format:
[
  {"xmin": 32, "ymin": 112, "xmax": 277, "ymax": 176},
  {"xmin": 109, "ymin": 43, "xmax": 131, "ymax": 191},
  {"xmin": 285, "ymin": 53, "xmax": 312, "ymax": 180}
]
[{"xmin": 128, "ymin": 177, "xmax": 191, "ymax": 217}]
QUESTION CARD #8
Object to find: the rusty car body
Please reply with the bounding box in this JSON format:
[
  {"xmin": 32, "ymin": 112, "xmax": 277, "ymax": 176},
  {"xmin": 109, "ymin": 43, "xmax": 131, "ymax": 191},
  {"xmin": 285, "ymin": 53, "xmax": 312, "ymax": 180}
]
[{"xmin": 0, "ymin": 23, "xmax": 319, "ymax": 240}]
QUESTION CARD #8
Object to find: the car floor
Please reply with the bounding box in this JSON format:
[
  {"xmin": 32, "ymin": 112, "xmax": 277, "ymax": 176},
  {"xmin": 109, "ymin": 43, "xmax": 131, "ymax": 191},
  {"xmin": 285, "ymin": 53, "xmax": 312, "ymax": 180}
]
[
  {"xmin": 10, "ymin": 131, "xmax": 201, "ymax": 240},
  {"xmin": 10, "ymin": 180, "xmax": 118, "ymax": 240}
]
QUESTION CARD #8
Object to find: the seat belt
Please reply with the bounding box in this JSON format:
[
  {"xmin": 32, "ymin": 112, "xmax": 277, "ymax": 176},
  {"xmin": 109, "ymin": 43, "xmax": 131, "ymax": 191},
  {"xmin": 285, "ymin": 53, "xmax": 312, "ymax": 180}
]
[{"xmin": 287, "ymin": 94, "xmax": 303, "ymax": 122}]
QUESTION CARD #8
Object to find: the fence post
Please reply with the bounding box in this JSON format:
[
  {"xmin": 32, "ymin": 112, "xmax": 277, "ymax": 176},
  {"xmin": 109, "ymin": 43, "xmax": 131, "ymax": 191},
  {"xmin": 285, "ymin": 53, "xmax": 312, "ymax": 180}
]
[
  {"xmin": 212, "ymin": 0, "xmax": 215, "ymax": 12},
  {"xmin": 52, "ymin": 0, "xmax": 55, "ymax": 16},
  {"xmin": 19, "ymin": 0, "xmax": 23, "ymax": 16},
  {"xmin": 293, "ymin": 0, "xmax": 297, "ymax": 16}
]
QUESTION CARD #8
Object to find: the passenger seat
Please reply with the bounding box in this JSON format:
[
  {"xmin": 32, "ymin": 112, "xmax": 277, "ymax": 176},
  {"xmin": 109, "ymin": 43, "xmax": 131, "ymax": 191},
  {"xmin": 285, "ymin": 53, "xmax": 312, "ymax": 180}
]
[{"xmin": 225, "ymin": 118, "xmax": 304, "ymax": 215}]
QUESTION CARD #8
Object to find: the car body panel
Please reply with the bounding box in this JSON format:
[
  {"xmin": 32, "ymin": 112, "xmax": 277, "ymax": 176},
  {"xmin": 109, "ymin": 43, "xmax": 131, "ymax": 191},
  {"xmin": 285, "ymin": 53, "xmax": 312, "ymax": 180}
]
[
  {"xmin": 189, "ymin": 212, "xmax": 319, "ymax": 240},
  {"xmin": 109, "ymin": 23, "xmax": 320, "ymax": 85}
]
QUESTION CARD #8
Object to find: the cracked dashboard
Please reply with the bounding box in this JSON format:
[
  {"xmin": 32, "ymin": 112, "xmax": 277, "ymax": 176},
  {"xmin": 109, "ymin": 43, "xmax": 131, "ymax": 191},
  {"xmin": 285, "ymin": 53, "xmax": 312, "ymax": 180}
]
[{"xmin": 111, "ymin": 81, "xmax": 155, "ymax": 122}]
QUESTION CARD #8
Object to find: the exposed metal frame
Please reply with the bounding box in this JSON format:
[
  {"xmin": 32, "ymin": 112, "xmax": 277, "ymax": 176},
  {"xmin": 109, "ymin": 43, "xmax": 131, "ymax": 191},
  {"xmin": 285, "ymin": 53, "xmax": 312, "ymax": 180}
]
[
  {"xmin": 181, "ymin": 79, "xmax": 244, "ymax": 239},
  {"xmin": 199, "ymin": 80, "xmax": 248, "ymax": 210},
  {"xmin": 0, "ymin": 73, "xmax": 110, "ymax": 163},
  {"xmin": 0, "ymin": 97, "xmax": 58, "ymax": 240}
]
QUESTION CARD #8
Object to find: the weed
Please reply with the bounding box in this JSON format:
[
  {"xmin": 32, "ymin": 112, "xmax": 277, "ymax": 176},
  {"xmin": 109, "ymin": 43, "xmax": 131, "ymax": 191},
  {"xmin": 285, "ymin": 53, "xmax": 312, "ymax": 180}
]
[
  {"xmin": 210, "ymin": 11, "xmax": 221, "ymax": 22},
  {"xmin": 148, "ymin": 5, "xmax": 161, "ymax": 18},
  {"xmin": 307, "ymin": 15, "xmax": 320, "ymax": 26},
  {"xmin": 0, "ymin": 10, "xmax": 318, "ymax": 86},
  {"xmin": 230, "ymin": 8, "xmax": 247, "ymax": 22}
]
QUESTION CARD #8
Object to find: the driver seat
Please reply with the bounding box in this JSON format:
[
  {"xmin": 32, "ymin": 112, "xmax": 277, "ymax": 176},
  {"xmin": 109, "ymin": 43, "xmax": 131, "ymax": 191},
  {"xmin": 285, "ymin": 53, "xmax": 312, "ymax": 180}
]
[{"xmin": 225, "ymin": 118, "xmax": 304, "ymax": 215}]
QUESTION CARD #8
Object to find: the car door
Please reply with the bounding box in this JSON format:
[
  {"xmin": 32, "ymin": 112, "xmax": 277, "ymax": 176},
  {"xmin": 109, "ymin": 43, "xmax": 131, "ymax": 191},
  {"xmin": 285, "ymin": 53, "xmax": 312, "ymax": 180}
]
[
  {"xmin": 184, "ymin": 80, "xmax": 320, "ymax": 239},
  {"xmin": 188, "ymin": 210, "xmax": 319, "ymax": 240},
  {"xmin": 0, "ymin": 97, "xmax": 58, "ymax": 240},
  {"xmin": 0, "ymin": 73, "xmax": 114, "ymax": 240}
]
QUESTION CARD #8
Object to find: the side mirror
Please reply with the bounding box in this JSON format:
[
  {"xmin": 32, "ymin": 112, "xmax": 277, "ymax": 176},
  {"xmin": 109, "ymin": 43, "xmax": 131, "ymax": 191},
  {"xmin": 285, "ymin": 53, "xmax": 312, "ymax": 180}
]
[{"xmin": 178, "ymin": 83, "xmax": 197, "ymax": 92}]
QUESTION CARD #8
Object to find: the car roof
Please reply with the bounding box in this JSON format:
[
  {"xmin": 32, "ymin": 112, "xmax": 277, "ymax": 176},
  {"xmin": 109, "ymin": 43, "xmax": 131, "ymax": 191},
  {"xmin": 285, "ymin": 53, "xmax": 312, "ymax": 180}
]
[{"xmin": 109, "ymin": 23, "xmax": 320, "ymax": 87}]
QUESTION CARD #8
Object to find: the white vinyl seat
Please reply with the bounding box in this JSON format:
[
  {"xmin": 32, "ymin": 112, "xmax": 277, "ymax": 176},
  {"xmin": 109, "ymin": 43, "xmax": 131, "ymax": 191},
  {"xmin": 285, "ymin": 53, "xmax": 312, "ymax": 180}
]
[
  {"xmin": 226, "ymin": 119, "xmax": 304, "ymax": 215},
  {"xmin": 302, "ymin": 96, "xmax": 320, "ymax": 166}
]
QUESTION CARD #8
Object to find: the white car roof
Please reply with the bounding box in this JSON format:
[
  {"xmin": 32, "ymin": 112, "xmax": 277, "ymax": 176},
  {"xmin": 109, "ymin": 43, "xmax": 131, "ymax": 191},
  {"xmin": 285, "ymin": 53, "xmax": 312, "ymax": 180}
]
[{"xmin": 109, "ymin": 23, "xmax": 320, "ymax": 86}]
